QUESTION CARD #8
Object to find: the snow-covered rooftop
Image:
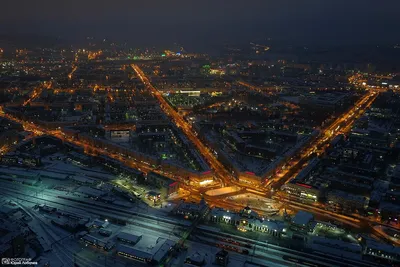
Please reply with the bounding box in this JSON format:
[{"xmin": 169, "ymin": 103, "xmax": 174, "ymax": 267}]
[{"xmin": 292, "ymin": 211, "xmax": 314, "ymax": 226}]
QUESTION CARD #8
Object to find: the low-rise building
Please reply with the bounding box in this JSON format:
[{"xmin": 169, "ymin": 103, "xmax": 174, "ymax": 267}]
[
  {"xmin": 290, "ymin": 211, "xmax": 314, "ymax": 233},
  {"xmin": 117, "ymin": 244, "xmax": 152, "ymax": 263},
  {"xmin": 185, "ymin": 252, "xmax": 205, "ymax": 266},
  {"xmin": 0, "ymin": 202, "xmax": 21, "ymax": 217},
  {"xmin": 281, "ymin": 158, "xmax": 322, "ymax": 201},
  {"xmin": 80, "ymin": 234, "xmax": 114, "ymax": 251},
  {"xmin": 326, "ymin": 190, "xmax": 369, "ymax": 212},
  {"xmin": 146, "ymin": 172, "xmax": 179, "ymax": 197},
  {"xmin": 364, "ymin": 239, "xmax": 400, "ymax": 262},
  {"xmin": 86, "ymin": 219, "xmax": 109, "ymax": 229},
  {"xmin": 215, "ymin": 249, "xmax": 229, "ymax": 266},
  {"xmin": 116, "ymin": 237, "xmax": 175, "ymax": 265},
  {"xmin": 173, "ymin": 199, "xmax": 208, "ymax": 220},
  {"xmin": 282, "ymin": 182, "xmax": 320, "ymax": 202},
  {"xmin": 238, "ymin": 218, "xmax": 285, "ymax": 237},
  {"xmin": 210, "ymin": 207, "xmax": 285, "ymax": 237},
  {"xmin": 117, "ymin": 232, "xmax": 142, "ymax": 245},
  {"xmin": 0, "ymin": 219, "xmax": 25, "ymax": 258},
  {"xmin": 210, "ymin": 208, "xmax": 240, "ymax": 226}
]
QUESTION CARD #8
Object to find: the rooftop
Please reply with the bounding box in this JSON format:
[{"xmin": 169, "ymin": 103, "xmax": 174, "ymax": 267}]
[
  {"xmin": 117, "ymin": 232, "xmax": 142, "ymax": 244},
  {"xmin": 292, "ymin": 211, "xmax": 314, "ymax": 226}
]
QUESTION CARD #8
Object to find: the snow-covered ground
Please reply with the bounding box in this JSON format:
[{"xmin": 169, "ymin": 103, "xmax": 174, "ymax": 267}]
[{"xmin": 224, "ymin": 193, "xmax": 282, "ymax": 215}]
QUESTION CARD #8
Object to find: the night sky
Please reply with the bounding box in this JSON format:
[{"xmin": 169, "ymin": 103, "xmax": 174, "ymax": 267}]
[{"xmin": 1, "ymin": 0, "xmax": 400, "ymax": 49}]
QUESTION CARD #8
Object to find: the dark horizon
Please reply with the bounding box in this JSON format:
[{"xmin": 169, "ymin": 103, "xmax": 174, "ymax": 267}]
[{"xmin": 1, "ymin": 0, "xmax": 400, "ymax": 51}]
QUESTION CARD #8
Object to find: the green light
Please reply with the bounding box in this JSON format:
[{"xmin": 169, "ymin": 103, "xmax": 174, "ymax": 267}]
[{"xmin": 161, "ymin": 54, "xmax": 166, "ymax": 57}]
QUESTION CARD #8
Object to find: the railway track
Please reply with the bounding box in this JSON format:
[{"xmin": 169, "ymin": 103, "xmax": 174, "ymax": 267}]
[
  {"xmin": 0, "ymin": 185, "xmax": 186, "ymax": 237},
  {"xmin": 10, "ymin": 198, "xmax": 104, "ymax": 267},
  {"xmin": 195, "ymin": 225, "xmax": 382, "ymax": 267},
  {"xmin": 0, "ymin": 180, "xmax": 187, "ymax": 225}
]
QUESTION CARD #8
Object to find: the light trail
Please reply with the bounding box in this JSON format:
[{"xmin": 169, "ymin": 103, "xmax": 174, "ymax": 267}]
[
  {"xmin": 131, "ymin": 64, "xmax": 232, "ymax": 186},
  {"xmin": 68, "ymin": 65, "xmax": 78, "ymax": 80},
  {"xmin": 268, "ymin": 90, "xmax": 378, "ymax": 189},
  {"xmin": 23, "ymin": 82, "xmax": 51, "ymax": 107}
]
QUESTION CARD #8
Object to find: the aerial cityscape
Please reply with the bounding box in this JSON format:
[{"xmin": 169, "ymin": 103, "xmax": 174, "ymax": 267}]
[{"xmin": 0, "ymin": 1, "xmax": 400, "ymax": 267}]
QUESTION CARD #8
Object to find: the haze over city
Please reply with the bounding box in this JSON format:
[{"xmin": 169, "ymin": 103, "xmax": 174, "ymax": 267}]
[{"xmin": 1, "ymin": 0, "xmax": 400, "ymax": 49}]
